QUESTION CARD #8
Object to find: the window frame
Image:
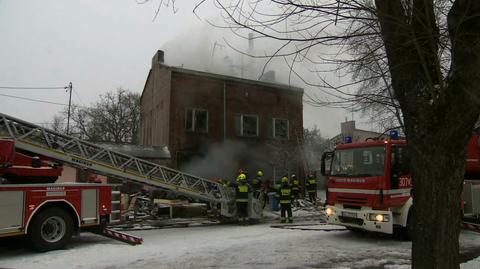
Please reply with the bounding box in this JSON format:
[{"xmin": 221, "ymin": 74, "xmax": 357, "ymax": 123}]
[
  {"xmin": 236, "ymin": 114, "xmax": 259, "ymax": 137},
  {"xmin": 185, "ymin": 108, "xmax": 209, "ymax": 134}
]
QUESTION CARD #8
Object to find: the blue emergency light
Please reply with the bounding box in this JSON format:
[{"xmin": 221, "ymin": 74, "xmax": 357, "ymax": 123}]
[
  {"xmin": 344, "ymin": 136, "xmax": 352, "ymax": 143},
  {"xmin": 389, "ymin": 130, "xmax": 399, "ymax": 140}
]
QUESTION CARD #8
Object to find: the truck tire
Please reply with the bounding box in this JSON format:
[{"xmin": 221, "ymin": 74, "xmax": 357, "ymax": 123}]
[{"xmin": 28, "ymin": 207, "xmax": 74, "ymax": 252}]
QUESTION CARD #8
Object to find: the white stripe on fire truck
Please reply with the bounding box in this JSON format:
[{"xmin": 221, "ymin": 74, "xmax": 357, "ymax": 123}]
[{"xmin": 328, "ymin": 188, "xmax": 412, "ymax": 195}]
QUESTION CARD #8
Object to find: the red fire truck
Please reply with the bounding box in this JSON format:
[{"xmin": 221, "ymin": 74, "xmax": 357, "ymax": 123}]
[
  {"xmin": 0, "ymin": 138, "xmax": 144, "ymax": 251},
  {"xmin": 322, "ymin": 130, "xmax": 480, "ymax": 237},
  {"xmin": 0, "ymin": 112, "xmax": 255, "ymax": 251}
]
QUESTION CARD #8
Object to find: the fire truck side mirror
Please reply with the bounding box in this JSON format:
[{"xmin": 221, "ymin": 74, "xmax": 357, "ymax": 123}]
[{"xmin": 321, "ymin": 151, "xmax": 334, "ymax": 176}]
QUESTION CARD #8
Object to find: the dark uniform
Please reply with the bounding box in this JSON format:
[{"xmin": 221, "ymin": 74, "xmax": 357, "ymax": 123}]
[
  {"xmin": 305, "ymin": 174, "xmax": 317, "ymax": 204},
  {"xmin": 251, "ymin": 172, "xmax": 262, "ymax": 198},
  {"xmin": 235, "ymin": 174, "xmax": 250, "ymax": 223},
  {"xmin": 277, "ymin": 177, "xmax": 293, "ymax": 223},
  {"xmin": 261, "ymin": 178, "xmax": 271, "ymax": 209},
  {"xmin": 291, "ymin": 174, "xmax": 300, "ymax": 203}
]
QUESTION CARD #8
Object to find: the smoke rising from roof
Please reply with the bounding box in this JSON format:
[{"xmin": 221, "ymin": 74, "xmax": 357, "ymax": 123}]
[{"xmin": 159, "ymin": 24, "xmax": 300, "ymax": 85}]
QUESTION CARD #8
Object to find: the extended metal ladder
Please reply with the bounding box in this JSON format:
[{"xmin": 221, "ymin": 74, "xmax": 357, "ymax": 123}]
[{"xmin": 0, "ymin": 113, "xmax": 235, "ymax": 216}]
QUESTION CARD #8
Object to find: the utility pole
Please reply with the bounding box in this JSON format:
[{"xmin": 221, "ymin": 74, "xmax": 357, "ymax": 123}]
[{"xmin": 66, "ymin": 82, "xmax": 72, "ymax": 135}]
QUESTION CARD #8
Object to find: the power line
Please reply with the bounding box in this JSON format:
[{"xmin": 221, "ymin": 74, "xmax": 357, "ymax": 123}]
[
  {"xmin": 0, "ymin": 86, "xmax": 67, "ymax": 90},
  {"xmin": 0, "ymin": 93, "xmax": 67, "ymax": 106},
  {"xmin": 73, "ymin": 88, "xmax": 87, "ymax": 106}
]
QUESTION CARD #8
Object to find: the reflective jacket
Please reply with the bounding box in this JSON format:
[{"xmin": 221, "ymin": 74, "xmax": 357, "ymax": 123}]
[
  {"xmin": 292, "ymin": 178, "xmax": 300, "ymax": 191},
  {"xmin": 276, "ymin": 183, "xmax": 293, "ymax": 204},
  {"xmin": 235, "ymin": 182, "xmax": 250, "ymax": 202},
  {"xmin": 305, "ymin": 177, "xmax": 317, "ymax": 192},
  {"xmin": 251, "ymin": 177, "xmax": 262, "ymax": 189}
]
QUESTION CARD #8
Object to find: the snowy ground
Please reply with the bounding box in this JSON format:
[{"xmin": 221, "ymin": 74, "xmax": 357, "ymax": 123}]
[{"xmin": 1, "ymin": 219, "xmax": 480, "ymax": 269}]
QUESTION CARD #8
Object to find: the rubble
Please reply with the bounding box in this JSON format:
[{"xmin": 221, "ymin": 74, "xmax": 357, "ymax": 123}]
[{"xmin": 120, "ymin": 193, "xmax": 212, "ymax": 229}]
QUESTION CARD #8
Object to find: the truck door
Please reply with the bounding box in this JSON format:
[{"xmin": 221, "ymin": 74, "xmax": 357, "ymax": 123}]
[{"xmin": 390, "ymin": 145, "xmax": 410, "ymax": 189}]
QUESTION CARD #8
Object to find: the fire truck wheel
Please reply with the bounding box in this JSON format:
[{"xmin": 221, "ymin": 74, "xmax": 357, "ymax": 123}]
[{"xmin": 28, "ymin": 207, "xmax": 74, "ymax": 252}]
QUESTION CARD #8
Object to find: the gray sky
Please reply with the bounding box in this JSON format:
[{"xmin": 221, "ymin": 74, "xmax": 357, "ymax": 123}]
[{"xmin": 0, "ymin": 0, "xmax": 367, "ymax": 138}]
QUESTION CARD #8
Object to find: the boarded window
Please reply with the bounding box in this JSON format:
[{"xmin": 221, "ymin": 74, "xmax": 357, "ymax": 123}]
[
  {"xmin": 235, "ymin": 114, "xmax": 259, "ymax": 137},
  {"xmin": 273, "ymin": 118, "xmax": 289, "ymax": 139},
  {"xmin": 185, "ymin": 108, "xmax": 208, "ymax": 133}
]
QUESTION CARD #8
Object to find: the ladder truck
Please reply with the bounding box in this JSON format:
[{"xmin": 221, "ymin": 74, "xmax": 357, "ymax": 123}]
[
  {"xmin": 321, "ymin": 130, "xmax": 480, "ymax": 237},
  {"xmin": 0, "ymin": 113, "xmax": 260, "ymax": 251}
]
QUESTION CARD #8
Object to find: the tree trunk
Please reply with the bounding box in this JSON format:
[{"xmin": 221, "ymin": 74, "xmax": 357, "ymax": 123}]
[
  {"xmin": 376, "ymin": 0, "xmax": 480, "ymax": 268},
  {"xmin": 409, "ymin": 128, "xmax": 468, "ymax": 269}
]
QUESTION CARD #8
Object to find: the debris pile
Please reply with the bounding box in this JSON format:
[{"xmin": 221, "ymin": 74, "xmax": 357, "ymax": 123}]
[{"xmin": 118, "ymin": 193, "xmax": 214, "ymax": 230}]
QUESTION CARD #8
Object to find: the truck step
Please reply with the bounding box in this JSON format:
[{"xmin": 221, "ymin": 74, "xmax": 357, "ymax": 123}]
[{"xmin": 100, "ymin": 228, "xmax": 143, "ymax": 245}]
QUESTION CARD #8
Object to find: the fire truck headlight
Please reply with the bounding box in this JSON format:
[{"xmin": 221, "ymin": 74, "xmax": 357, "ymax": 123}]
[
  {"xmin": 326, "ymin": 207, "xmax": 334, "ymax": 216},
  {"xmin": 368, "ymin": 213, "xmax": 389, "ymax": 222}
]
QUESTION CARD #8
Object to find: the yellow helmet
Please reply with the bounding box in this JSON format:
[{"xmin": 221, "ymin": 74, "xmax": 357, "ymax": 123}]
[
  {"xmin": 281, "ymin": 176, "xmax": 289, "ymax": 183},
  {"xmin": 257, "ymin": 170, "xmax": 264, "ymax": 177},
  {"xmin": 237, "ymin": 173, "xmax": 246, "ymax": 181}
]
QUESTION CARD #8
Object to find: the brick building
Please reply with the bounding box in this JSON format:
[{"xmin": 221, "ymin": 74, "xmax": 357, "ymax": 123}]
[
  {"xmin": 140, "ymin": 50, "xmax": 304, "ymax": 182},
  {"xmin": 331, "ymin": 120, "xmax": 404, "ymax": 145}
]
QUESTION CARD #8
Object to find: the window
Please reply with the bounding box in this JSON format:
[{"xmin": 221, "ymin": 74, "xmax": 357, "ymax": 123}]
[
  {"xmin": 273, "ymin": 118, "xmax": 289, "ymax": 139},
  {"xmin": 331, "ymin": 146, "xmax": 386, "ymax": 177},
  {"xmin": 185, "ymin": 108, "xmax": 208, "ymax": 133},
  {"xmin": 235, "ymin": 114, "xmax": 259, "ymax": 137},
  {"xmin": 391, "ymin": 146, "xmax": 410, "ymax": 175}
]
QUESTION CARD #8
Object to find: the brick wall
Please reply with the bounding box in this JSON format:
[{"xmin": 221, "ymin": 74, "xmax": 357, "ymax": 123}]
[
  {"xmin": 140, "ymin": 62, "xmax": 304, "ymax": 180},
  {"xmin": 140, "ymin": 64, "xmax": 171, "ymax": 148}
]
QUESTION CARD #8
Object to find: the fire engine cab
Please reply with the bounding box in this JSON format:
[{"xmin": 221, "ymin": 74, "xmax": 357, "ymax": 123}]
[{"xmin": 322, "ymin": 130, "xmax": 480, "ymax": 236}]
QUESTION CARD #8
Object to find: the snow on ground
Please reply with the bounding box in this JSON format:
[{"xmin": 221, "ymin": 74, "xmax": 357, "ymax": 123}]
[
  {"xmin": 1, "ymin": 196, "xmax": 480, "ymax": 269},
  {"xmin": 1, "ymin": 222, "xmax": 480, "ymax": 269}
]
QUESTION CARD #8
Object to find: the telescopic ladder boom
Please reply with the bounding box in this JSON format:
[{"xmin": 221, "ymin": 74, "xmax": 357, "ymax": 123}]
[{"xmin": 0, "ymin": 113, "xmax": 233, "ymax": 204}]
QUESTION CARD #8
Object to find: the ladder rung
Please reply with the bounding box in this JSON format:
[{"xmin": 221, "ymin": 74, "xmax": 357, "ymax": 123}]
[{"xmin": 0, "ymin": 112, "xmax": 228, "ymax": 206}]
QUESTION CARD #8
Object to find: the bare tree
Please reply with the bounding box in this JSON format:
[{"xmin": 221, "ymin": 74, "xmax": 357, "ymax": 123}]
[
  {"xmin": 303, "ymin": 126, "xmax": 330, "ymax": 170},
  {"xmin": 193, "ymin": 1, "xmax": 480, "ymax": 268},
  {"xmin": 56, "ymin": 88, "xmax": 141, "ymax": 144},
  {"xmin": 50, "ymin": 114, "xmax": 66, "ymax": 134}
]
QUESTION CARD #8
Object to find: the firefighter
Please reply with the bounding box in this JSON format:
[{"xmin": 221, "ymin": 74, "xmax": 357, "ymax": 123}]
[
  {"xmin": 291, "ymin": 174, "xmax": 300, "ymax": 206},
  {"xmin": 235, "ymin": 173, "xmax": 250, "ymax": 224},
  {"xmin": 305, "ymin": 173, "xmax": 317, "ymax": 204},
  {"xmin": 260, "ymin": 176, "xmax": 271, "ymax": 209},
  {"xmin": 276, "ymin": 176, "xmax": 293, "ymax": 223},
  {"xmin": 250, "ymin": 170, "xmax": 263, "ymax": 198},
  {"xmin": 236, "ymin": 168, "xmax": 248, "ymax": 183}
]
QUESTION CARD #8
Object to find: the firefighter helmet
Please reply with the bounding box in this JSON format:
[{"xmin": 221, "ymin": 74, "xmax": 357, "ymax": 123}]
[
  {"xmin": 281, "ymin": 176, "xmax": 289, "ymax": 183},
  {"xmin": 257, "ymin": 170, "xmax": 264, "ymax": 177},
  {"xmin": 237, "ymin": 173, "xmax": 247, "ymax": 182}
]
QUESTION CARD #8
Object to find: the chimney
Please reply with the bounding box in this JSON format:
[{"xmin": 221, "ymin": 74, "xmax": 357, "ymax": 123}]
[{"xmin": 152, "ymin": 50, "xmax": 165, "ymax": 67}]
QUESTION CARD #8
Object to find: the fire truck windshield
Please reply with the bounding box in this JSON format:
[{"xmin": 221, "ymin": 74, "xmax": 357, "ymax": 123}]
[{"xmin": 331, "ymin": 146, "xmax": 386, "ymax": 177}]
